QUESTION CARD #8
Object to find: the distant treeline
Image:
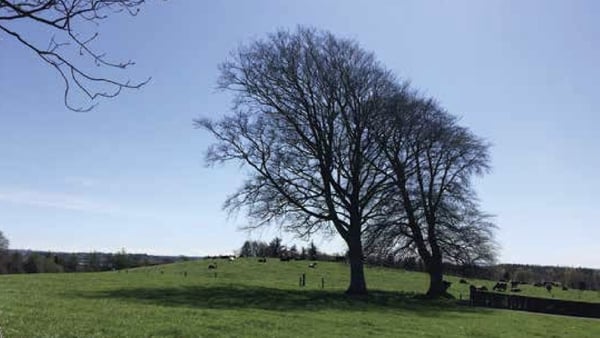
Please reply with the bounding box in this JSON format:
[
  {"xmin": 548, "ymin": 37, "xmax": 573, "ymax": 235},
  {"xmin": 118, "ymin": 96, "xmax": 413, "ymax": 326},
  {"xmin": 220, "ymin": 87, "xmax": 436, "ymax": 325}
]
[
  {"xmin": 364, "ymin": 254, "xmax": 600, "ymax": 291},
  {"xmin": 238, "ymin": 238, "xmax": 344, "ymax": 262},
  {"xmin": 0, "ymin": 249, "xmax": 193, "ymax": 274}
]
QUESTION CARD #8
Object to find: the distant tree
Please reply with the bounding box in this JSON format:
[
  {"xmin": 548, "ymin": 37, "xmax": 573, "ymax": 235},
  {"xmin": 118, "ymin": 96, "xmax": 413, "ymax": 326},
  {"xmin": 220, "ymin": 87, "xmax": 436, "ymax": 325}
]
[
  {"xmin": 0, "ymin": 0, "xmax": 150, "ymax": 111},
  {"xmin": 43, "ymin": 255, "xmax": 64, "ymax": 273},
  {"xmin": 512, "ymin": 267, "xmax": 534, "ymax": 283},
  {"xmin": 289, "ymin": 245, "xmax": 298, "ymax": 259},
  {"xmin": 268, "ymin": 237, "xmax": 283, "ymax": 258},
  {"xmin": 241, "ymin": 240, "xmax": 269, "ymax": 257},
  {"xmin": 308, "ymin": 241, "xmax": 318, "ymax": 261},
  {"xmin": 365, "ymin": 91, "xmax": 496, "ymax": 297},
  {"xmin": 240, "ymin": 241, "xmax": 253, "ymax": 257},
  {"xmin": 0, "ymin": 230, "xmax": 8, "ymax": 251},
  {"xmin": 8, "ymin": 252, "xmax": 24, "ymax": 273},
  {"xmin": 0, "ymin": 230, "xmax": 8, "ymax": 273},
  {"xmin": 255, "ymin": 241, "xmax": 269, "ymax": 257},
  {"xmin": 63, "ymin": 254, "xmax": 80, "ymax": 272},
  {"xmin": 0, "ymin": 255, "xmax": 7, "ymax": 274},
  {"xmin": 112, "ymin": 248, "xmax": 130, "ymax": 270},
  {"xmin": 299, "ymin": 247, "xmax": 307, "ymax": 260},
  {"xmin": 23, "ymin": 253, "xmax": 44, "ymax": 273},
  {"xmin": 198, "ymin": 27, "xmax": 396, "ymax": 295},
  {"xmin": 88, "ymin": 251, "xmax": 101, "ymax": 272}
]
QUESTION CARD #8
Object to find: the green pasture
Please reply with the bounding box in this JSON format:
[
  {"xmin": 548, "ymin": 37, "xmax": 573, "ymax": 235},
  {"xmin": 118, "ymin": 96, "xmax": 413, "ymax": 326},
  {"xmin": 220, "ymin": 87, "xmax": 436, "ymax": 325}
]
[{"xmin": 0, "ymin": 259, "xmax": 598, "ymax": 337}]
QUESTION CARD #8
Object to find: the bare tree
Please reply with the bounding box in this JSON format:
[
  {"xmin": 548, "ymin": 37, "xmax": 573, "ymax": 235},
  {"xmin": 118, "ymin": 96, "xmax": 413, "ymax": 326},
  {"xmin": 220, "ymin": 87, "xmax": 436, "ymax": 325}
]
[
  {"xmin": 198, "ymin": 27, "xmax": 396, "ymax": 295},
  {"xmin": 366, "ymin": 90, "xmax": 496, "ymax": 297},
  {"xmin": 0, "ymin": 0, "xmax": 149, "ymax": 111}
]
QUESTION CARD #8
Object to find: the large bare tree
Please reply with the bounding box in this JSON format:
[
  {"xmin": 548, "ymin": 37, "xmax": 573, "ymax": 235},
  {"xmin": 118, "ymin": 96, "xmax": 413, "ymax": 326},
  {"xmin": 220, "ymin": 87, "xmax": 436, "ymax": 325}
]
[
  {"xmin": 198, "ymin": 27, "xmax": 396, "ymax": 295},
  {"xmin": 0, "ymin": 0, "xmax": 149, "ymax": 111},
  {"xmin": 366, "ymin": 91, "xmax": 496, "ymax": 297}
]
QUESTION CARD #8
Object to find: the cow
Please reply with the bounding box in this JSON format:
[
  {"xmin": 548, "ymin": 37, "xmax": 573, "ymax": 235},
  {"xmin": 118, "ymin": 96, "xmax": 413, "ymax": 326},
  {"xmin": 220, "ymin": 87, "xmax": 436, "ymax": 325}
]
[
  {"xmin": 510, "ymin": 281, "xmax": 519, "ymax": 288},
  {"xmin": 469, "ymin": 285, "xmax": 488, "ymax": 292},
  {"xmin": 208, "ymin": 263, "xmax": 217, "ymax": 270},
  {"xmin": 459, "ymin": 279, "xmax": 469, "ymax": 284},
  {"xmin": 258, "ymin": 257, "xmax": 267, "ymax": 263},
  {"xmin": 308, "ymin": 262, "xmax": 317, "ymax": 268},
  {"xmin": 493, "ymin": 282, "xmax": 508, "ymax": 292}
]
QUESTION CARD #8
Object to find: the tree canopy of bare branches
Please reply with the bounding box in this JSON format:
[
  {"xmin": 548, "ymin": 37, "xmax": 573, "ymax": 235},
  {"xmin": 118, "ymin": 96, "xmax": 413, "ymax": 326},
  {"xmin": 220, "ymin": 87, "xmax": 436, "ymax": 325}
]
[
  {"xmin": 200, "ymin": 26, "xmax": 495, "ymax": 298},
  {"xmin": 365, "ymin": 90, "xmax": 496, "ymax": 297},
  {"xmin": 0, "ymin": 0, "xmax": 149, "ymax": 111},
  {"xmin": 198, "ymin": 27, "xmax": 397, "ymax": 295}
]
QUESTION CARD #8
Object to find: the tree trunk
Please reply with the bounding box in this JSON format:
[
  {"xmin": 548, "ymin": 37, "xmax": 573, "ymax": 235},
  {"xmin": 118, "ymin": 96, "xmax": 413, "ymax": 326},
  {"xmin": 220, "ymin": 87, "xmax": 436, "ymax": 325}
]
[
  {"xmin": 345, "ymin": 236, "xmax": 368, "ymax": 295},
  {"xmin": 425, "ymin": 258, "xmax": 445, "ymax": 298}
]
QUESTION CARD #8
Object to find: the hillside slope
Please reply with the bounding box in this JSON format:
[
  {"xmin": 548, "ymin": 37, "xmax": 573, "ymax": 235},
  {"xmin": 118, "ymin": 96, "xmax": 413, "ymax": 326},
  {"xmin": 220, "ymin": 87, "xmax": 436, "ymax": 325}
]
[{"xmin": 0, "ymin": 258, "xmax": 598, "ymax": 337}]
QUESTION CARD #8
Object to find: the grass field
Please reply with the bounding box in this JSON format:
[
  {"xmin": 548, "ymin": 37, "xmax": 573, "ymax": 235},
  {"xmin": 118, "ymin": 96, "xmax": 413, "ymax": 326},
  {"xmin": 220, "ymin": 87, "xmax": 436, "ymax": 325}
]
[{"xmin": 0, "ymin": 259, "xmax": 598, "ymax": 337}]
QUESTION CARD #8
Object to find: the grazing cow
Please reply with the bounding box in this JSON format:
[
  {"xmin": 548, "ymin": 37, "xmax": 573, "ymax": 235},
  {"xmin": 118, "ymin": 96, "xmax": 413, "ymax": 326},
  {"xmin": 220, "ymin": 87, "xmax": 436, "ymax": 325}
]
[
  {"xmin": 493, "ymin": 282, "xmax": 508, "ymax": 292},
  {"xmin": 228, "ymin": 256, "xmax": 236, "ymax": 262},
  {"xmin": 562, "ymin": 285, "xmax": 569, "ymax": 291},
  {"xmin": 208, "ymin": 263, "xmax": 217, "ymax": 270},
  {"xmin": 545, "ymin": 284, "xmax": 552, "ymax": 293},
  {"xmin": 533, "ymin": 282, "xmax": 543, "ymax": 287},
  {"xmin": 258, "ymin": 257, "xmax": 267, "ymax": 263},
  {"xmin": 459, "ymin": 279, "xmax": 469, "ymax": 284},
  {"xmin": 510, "ymin": 281, "xmax": 519, "ymax": 288},
  {"xmin": 280, "ymin": 256, "xmax": 290, "ymax": 262},
  {"xmin": 308, "ymin": 262, "xmax": 317, "ymax": 268}
]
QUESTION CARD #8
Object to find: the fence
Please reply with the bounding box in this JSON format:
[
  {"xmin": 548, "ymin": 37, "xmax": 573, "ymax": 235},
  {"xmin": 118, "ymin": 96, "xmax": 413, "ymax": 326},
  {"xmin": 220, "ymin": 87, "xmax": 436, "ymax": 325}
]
[{"xmin": 469, "ymin": 287, "xmax": 600, "ymax": 318}]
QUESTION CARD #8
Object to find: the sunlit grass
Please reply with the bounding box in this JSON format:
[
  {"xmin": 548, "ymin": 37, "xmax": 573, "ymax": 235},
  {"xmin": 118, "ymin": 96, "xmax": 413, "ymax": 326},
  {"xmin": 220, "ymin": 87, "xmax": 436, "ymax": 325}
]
[{"xmin": 0, "ymin": 259, "xmax": 598, "ymax": 337}]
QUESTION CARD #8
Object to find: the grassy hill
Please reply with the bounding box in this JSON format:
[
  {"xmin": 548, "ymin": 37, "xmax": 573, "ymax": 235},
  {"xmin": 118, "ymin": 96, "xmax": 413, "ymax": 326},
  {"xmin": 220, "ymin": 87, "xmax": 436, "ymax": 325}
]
[{"xmin": 0, "ymin": 258, "xmax": 598, "ymax": 337}]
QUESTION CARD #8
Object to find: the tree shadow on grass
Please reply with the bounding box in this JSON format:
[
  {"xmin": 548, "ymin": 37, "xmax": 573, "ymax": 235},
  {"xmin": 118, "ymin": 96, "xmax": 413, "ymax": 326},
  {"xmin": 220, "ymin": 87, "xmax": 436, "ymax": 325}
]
[{"xmin": 72, "ymin": 284, "xmax": 492, "ymax": 317}]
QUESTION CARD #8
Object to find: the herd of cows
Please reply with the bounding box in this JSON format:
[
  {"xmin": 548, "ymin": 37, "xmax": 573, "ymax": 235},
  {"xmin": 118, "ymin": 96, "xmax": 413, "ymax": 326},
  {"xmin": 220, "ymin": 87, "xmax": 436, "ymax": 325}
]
[
  {"xmin": 205, "ymin": 256, "xmax": 319, "ymax": 269},
  {"xmin": 465, "ymin": 278, "xmax": 569, "ymax": 294}
]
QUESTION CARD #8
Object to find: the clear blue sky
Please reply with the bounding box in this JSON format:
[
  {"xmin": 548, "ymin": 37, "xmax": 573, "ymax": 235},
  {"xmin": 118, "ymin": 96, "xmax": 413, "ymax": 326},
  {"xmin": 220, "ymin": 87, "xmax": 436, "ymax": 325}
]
[{"xmin": 1, "ymin": 1, "xmax": 599, "ymax": 268}]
